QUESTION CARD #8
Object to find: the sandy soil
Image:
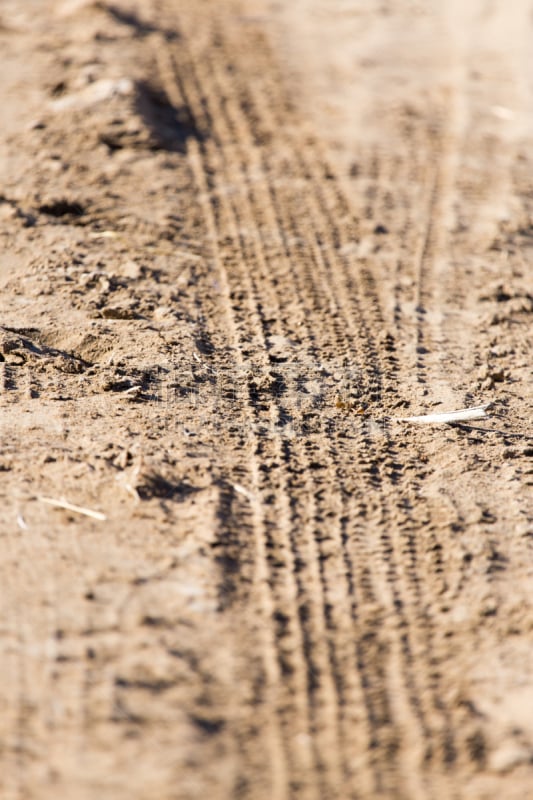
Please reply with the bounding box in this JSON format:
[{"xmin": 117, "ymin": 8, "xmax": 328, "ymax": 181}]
[{"xmin": 0, "ymin": 1, "xmax": 532, "ymax": 798}]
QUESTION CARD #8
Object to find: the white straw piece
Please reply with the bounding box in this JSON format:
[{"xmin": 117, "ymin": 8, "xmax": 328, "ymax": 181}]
[
  {"xmin": 38, "ymin": 496, "xmax": 107, "ymax": 521},
  {"xmin": 232, "ymin": 482, "xmax": 255, "ymax": 501},
  {"xmin": 399, "ymin": 404, "xmax": 490, "ymax": 425},
  {"xmin": 16, "ymin": 514, "xmax": 28, "ymax": 531}
]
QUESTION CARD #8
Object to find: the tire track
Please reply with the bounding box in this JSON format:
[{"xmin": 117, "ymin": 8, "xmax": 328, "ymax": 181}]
[
  {"xmin": 295, "ymin": 8, "xmax": 531, "ymax": 785},
  {"xmin": 185, "ymin": 136, "xmax": 294, "ymax": 800},
  {"xmin": 164, "ymin": 42, "xmax": 347, "ymax": 799},
  {"xmin": 178, "ymin": 23, "xmax": 402, "ymax": 796},
  {"xmin": 156, "ymin": 19, "xmax": 377, "ymax": 798},
  {"xmin": 145, "ymin": 1, "xmax": 531, "ymax": 796},
  {"xmin": 155, "ymin": 37, "xmax": 317, "ymax": 800},
  {"xmin": 247, "ymin": 73, "xmax": 452, "ymax": 790},
  {"xmin": 206, "ymin": 15, "xmax": 491, "ymax": 794},
  {"xmin": 154, "ymin": 9, "xmax": 436, "ymax": 796},
  {"xmin": 319, "ymin": 101, "xmax": 468, "ymax": 788}
]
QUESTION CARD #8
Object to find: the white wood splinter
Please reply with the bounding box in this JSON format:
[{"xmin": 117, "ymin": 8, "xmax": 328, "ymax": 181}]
[{"xmin": 400, "ymin": 404, "xmax": 491, "ymax": 425}]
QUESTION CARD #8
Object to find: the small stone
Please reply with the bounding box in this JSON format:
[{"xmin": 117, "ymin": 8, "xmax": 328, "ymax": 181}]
[{"xmin": 121, "ymin": 260, "xmax": 142, "ymax": 280}]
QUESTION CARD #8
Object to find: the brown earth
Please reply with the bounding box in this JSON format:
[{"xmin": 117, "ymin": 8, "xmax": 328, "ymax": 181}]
[{"xmin": 0, "ymin": 1, "xmax": 532, "ymax": 798}]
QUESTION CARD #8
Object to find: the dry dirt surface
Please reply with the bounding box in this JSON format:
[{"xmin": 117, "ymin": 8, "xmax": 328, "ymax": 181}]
[{"xmin": 0, "ymin": 1, "xmax": 532, "ymax": 798}]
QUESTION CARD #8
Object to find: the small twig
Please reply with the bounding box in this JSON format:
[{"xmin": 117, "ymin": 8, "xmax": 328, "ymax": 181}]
[
  {"xmin": 399, "ymin": 404, "xmax": 490, "ymax": 425},
  {"xmin": 38, "ymin": 496, "xmax": 106, "ymax": 521},
  {"xmin": 232, "ymin": 482, "xmax": 255, "ymax": 501}
]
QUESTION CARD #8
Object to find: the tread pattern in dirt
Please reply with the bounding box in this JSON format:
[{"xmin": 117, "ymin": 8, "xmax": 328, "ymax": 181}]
[{"xmin": 149, "ymin": 10, "xmax": 491, "ymax": 798}]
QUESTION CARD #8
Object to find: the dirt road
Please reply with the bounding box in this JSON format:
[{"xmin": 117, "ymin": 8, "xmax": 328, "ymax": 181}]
[{"xmin": 0, "ymin": 1, "xmax": 532, "ymax": 798}]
